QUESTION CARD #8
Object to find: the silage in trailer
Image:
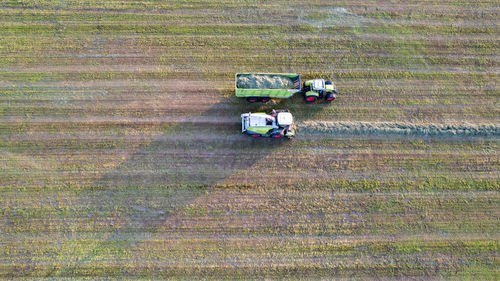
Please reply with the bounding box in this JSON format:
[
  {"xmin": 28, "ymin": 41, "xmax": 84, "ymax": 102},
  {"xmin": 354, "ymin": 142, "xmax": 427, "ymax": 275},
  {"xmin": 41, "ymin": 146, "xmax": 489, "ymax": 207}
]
[{"xmin": 236, "ymin": 74, "xmax": 296, "ymax": 89}]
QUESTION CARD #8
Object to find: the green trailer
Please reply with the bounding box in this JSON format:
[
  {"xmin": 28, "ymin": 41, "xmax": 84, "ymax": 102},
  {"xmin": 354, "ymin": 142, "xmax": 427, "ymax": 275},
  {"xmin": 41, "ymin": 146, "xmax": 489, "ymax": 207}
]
[
  {"xmin": 235, "ymin": 73, "xmax": 301, "ymax": 102},
  {"xmin": 235, "ymin": 73, "xmax": 338, "ymax": 103}
]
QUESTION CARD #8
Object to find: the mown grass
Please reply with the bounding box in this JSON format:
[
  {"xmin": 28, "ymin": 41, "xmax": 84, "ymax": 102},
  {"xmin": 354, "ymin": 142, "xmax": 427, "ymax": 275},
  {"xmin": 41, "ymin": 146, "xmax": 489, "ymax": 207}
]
[
  {"xmin": 0, "ymin": 71, "xmax": 497, "ymax": 84},
  {"xmin": 1, "ymin": 185, "xmax": 498, "ymax": 278},
  {"xmin": 3, "ymin": 35, "xmax": 499, "ymax": 55}
]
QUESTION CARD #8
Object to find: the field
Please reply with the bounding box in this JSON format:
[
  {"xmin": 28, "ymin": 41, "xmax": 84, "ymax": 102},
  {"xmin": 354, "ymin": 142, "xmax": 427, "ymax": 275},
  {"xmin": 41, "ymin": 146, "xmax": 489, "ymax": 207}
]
[{"xmin": 0, "ymin": 0, "xmax": 499, "ymax": 279}]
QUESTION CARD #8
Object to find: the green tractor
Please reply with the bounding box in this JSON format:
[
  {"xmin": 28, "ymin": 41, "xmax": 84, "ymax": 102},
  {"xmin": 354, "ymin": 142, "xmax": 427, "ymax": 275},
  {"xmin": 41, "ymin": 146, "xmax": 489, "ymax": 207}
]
[
  {"xmin": 302, "ymin": 79, "xmax": 338, "ymax": 103},
  {"xmin": 241, "ymin": 109, "xmax": 295, "ymax": 138}
]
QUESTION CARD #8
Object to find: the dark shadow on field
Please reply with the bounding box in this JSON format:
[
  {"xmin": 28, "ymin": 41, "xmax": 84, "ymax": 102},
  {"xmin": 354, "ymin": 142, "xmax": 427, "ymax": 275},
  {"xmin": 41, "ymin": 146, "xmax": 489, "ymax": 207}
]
[
  {"xmin": 98, "ymin": 96, "xmax": 293, "ymax": 187},
  {"xmin": 49, "ymin": 84, "xmax": 328, "ymax": 278},
  {"xmin": 96, "ymin": 79, "xmax": 331, "ymax": 189}
]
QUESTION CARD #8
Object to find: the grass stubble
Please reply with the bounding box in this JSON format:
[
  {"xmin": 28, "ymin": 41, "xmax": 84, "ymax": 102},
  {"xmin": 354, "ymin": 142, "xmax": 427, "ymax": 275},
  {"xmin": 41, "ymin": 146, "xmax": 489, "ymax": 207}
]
[{"xmin": 0, "ymin": 0, "xmax": 499, "ymax": 279}]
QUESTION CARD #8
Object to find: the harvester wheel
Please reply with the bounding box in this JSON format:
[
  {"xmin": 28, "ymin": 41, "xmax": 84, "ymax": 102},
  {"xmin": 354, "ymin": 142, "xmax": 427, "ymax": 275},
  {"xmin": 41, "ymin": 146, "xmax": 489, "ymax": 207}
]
[
  {"xmin": 246, "ymin": 97, "xmax": 258, "ymax": 103},
  {"xmin": 251, "ymin": 134, "xmax": 260, "ymax": 138},
  {"xmin": 325, "ymin": 93, "xmax": 336, "ymax": 102},
  {"xmin": 305, "ymin": 96, "xmax": 317, "ymax": 102},
  {"xmin": 271, "ymin": 132, "xmax": 283, "ymax": 138},
  {"xmin": 260, "ymin": 97, "xmax": 270, "ymax": 103}
]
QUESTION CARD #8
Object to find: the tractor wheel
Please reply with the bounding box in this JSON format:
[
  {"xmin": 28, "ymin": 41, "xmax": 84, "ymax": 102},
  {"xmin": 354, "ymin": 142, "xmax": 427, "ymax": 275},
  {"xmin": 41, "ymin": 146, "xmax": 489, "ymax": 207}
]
[
  {"xmin": 260, "ymin": 97, "xmax": 270, "ymax": 103},
  {"xmin": 305, "ymin": 95, "xmax": 317, "ymax": 102},
  {"xmin": 325, "ymin": 93, "xmax": 336, "ymax": 102},
  {"xmin": 246, "ymin": 97, "xmax": 258, "ymax": 103},
  {"xmin": 325, "ymin": 80, "xmax": 333, "ymax": 85}
]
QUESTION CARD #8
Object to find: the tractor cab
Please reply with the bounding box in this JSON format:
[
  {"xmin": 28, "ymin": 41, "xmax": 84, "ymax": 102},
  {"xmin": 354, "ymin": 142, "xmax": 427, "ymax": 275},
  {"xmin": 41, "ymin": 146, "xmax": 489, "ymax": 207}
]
[{"xmin": 311, "ymin": 79, "xmax": 325, "ymax": 91}]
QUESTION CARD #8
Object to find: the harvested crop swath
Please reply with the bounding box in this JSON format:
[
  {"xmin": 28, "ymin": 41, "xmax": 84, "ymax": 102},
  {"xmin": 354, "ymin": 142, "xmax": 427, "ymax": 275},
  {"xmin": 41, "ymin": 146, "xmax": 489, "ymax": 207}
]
[{"xmin": 299, "ymin": 121, "xmax": 500, "ymax": 137}]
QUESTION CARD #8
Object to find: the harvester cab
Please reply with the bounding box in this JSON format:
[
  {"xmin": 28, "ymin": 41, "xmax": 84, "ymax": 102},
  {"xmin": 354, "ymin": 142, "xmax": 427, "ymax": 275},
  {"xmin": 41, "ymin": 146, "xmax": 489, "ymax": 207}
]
[{"xmin": 303, "ymin": 79, "xmax": 338, "ymax": 103}]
